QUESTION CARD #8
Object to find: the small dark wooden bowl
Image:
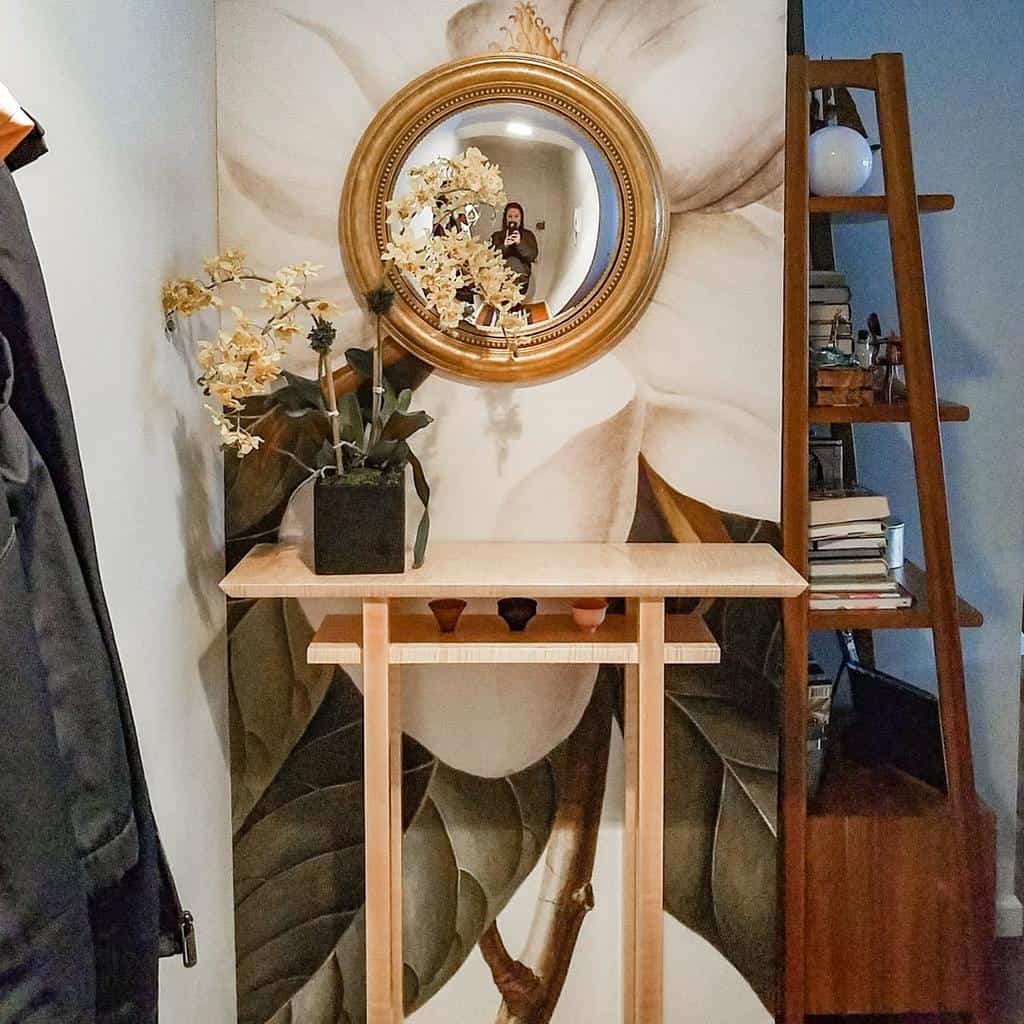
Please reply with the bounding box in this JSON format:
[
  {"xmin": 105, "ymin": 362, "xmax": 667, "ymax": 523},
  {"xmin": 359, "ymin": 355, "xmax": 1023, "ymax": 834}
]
[
  {"xmin": 428, "ymin": 598, "xmax": 467, "ymax": 634},
  {"xmin": 497, "ymin": 597, "xmax": 538, "ymax": 633}
]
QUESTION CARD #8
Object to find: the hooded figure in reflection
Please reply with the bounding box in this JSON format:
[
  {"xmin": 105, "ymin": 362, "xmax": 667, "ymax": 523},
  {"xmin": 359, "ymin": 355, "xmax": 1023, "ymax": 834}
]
[{"xmin": 490, "ymin": 201, "xmax": 538, "ymax": 296}]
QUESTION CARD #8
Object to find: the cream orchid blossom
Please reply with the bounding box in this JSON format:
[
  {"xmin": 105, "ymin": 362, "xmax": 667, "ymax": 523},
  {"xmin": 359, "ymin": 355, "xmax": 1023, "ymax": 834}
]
[
  {"xmin": 165, "ymin": 251, "xmax": 349, "ymax": 457},
  {"xmin": 383, "ymin": 147, "xmax": 527, "ymax": 339},
  {"xmin": 216, "ymin": 0, "xmax": 784, "ymax": 780}
]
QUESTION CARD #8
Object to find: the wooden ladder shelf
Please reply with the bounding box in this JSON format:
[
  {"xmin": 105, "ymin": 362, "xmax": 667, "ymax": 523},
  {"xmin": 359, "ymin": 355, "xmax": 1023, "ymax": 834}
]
[{"xmin": 782, "ymin": 53, "xmax": 994, "ymax": 1022}]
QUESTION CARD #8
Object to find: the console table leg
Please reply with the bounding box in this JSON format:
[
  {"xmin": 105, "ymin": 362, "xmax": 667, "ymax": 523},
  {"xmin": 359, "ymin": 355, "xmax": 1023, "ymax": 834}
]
[
  {"xmin": 624, "ymin": 598, "xmax": 665, "ymax": 1024},
  {"xmin": 363, "ymin": 598, "xmax": 402, "ymax": 1023}
]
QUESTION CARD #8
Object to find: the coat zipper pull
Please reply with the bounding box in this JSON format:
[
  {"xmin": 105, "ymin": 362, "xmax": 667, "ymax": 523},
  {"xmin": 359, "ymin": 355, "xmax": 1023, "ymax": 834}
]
[{"xmin": 179, "ymin": 910, "xmax": 198, "ymax": 968}]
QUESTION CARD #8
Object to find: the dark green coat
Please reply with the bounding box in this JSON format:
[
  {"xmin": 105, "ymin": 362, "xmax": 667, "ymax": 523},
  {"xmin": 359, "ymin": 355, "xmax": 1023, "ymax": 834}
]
[{"xmin": 0, "ymin": 118, "xmax": 185, "ymax": 1023}]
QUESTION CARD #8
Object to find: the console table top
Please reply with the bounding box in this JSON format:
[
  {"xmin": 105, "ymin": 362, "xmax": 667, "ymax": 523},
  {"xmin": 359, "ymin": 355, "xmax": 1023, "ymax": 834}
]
[{"xmin": 220, "ymin": 541, "xmax": 806, "ymax": 599}]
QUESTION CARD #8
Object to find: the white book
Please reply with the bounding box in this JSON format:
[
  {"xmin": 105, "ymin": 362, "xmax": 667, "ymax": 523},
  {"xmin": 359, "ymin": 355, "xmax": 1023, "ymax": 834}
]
[
  {"xmin": 809, "ymin": 489, "xmax": 890, "ymax": 526},
  {"xmin": 812, "ymin": 536, "xmax": 886, "ymax": 551},
  {"xmin": 808, "ymin": 302, "xmax": 852, "ymax": 324},
  {"xmin": 810, "ymin": 578, "xmax": 899, "ymax": 593},
  {"xmin": 809, "ymin": 286, "xmax": 851, "ymax": 303},
  {"xmin": 810, "ymin": 593, "xmax": 912, "ymax": 610},
  {"xmin": 809, "ymin": 270, "xmax": 847, "ymax": 288},
  {"xmin": 810, "ymin": 559, "xmax": 890, "ymax": 578},
  {"xmin": 809, "ymin": 520, "xmax": 887, "ymax": 540}
]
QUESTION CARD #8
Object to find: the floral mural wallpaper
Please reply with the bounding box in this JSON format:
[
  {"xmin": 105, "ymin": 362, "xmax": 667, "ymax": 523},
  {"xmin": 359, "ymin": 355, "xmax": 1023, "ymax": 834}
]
[{"xmin": 215, "ymin": 1, "xmax": 786, "ymax": 1021}]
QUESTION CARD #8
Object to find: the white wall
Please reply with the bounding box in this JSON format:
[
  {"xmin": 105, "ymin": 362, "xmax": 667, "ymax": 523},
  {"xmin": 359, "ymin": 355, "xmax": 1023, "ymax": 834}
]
[
  {"xmin": 1, "ymin": 2, "xmax": 235, "ymax": 1017},
  {"xmin": 805, "ymin": 0, "xmax": 1024, "ymax": 933},
  {"xmin": 546, "ymin": 143, "xmax": 600, "ymax": 316}
]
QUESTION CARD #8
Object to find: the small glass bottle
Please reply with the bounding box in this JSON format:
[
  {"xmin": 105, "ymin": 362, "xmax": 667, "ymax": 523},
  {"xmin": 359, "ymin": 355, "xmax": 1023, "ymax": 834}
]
[
  {"xmin": 884, "ymin": 337, "xmax": 906, "ymax": 402},
  {"xmin": 853, "ymin": 329, "xmax": 871, "ymax": 369},
  {"xmin": 870, "ymin": 336, "xmax": 888, "ymax": 395}
]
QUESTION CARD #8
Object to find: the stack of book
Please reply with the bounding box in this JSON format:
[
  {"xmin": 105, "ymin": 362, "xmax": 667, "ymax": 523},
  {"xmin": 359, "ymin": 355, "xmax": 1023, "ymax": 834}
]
[
  {"xmin": 809, "ymin": 269, "xmax": 852, "ymax": 352},
  {"xmin": 808, "ymin": 486, "xmax": 911, "ymax": 610}
]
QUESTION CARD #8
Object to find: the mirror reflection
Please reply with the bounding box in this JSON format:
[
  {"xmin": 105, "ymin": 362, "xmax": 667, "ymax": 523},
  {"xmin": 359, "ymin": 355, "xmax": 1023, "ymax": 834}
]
[{"xmin": 389, "ymin": 101, "xmax": 620, "ymax": 331}]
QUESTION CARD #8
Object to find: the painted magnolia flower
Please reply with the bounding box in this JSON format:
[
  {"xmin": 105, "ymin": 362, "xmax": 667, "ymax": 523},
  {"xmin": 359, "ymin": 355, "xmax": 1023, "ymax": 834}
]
[{"xmin": 217, "ymin": 0, "xmax": 784, "ymax": 776}]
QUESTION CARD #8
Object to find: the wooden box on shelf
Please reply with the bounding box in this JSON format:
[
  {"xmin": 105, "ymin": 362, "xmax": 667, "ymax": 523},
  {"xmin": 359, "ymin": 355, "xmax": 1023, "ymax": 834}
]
[{"xmin": 812, "ymin": 366, "xmax": 874, "ymax": 407}]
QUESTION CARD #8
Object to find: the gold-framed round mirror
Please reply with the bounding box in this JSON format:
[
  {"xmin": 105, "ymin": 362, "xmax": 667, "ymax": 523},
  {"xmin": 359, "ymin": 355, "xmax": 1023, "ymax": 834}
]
[{"xmin": 340, "ymin": 51, "xmax": 669, "ymax": 385}]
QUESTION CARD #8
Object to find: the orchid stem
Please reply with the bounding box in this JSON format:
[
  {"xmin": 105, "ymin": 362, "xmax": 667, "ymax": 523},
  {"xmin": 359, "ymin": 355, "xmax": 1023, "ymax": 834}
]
[
  {"xmin": 319, "ymin": 352, "xmax": 345, "ymax": 475},
  {"xmin": 370, "ymin": 315, "xmax": 384, "ymax": 447}
]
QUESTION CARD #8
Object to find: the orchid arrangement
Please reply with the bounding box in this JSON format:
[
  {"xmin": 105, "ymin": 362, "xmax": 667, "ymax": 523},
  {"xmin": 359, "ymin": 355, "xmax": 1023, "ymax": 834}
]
[
  {"xmin": 163, "ymin": 252, "xmax": 433, "ymax": 565},
  {"xmin": 162, "ymin": 250, "xmax": 341, "ymax": 456},
  {"xmin": 382, "ymin": 146, "xmax": 528, "ymax": 356}
]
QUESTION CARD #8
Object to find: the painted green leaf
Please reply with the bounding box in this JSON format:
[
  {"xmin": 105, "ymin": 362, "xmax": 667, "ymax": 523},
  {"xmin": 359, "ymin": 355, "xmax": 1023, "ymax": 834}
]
[
  {"xmin": 229, "ymin": 597, "xmax": 334, "ymax": 831},
  {"xmin": 233, "ymin": 674, "xmax": 436, "ymax": 1024},
  {"xmin": 663, "ymin": 582, "xmax": 783, "ymax": 1011},
  {"xmin": 233, "ymin": 670, "xmax": 558, "ymax": 1024}
]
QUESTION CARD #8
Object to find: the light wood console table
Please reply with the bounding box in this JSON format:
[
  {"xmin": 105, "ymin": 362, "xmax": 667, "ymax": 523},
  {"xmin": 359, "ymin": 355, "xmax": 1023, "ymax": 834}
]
[{"xmin": 221, "ymin": 541, "xmax": 805, "ymax": 1024}]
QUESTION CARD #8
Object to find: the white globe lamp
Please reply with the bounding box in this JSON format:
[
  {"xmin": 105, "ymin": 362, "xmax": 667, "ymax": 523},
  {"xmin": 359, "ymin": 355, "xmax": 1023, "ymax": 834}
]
[{"xmin": 808, "ymin": 124, "xmax": 873, "ymax": 196}]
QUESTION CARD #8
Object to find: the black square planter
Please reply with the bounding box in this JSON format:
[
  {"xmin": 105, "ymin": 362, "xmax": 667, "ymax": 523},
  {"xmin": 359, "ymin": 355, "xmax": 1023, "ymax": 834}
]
[{"xmin": 313, "ymin": 468, "xmax": 406, "ymax": 574}]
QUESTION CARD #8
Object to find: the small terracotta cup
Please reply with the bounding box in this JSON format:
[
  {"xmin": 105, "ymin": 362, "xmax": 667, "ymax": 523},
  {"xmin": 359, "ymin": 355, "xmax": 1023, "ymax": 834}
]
[
  {"xmin": 429, "ymin": 598, "xmax": 467, "ymax": 634},
  {"xmin": 497, "ymin": 597, "xmax": 538, "ymax": 632},
  {"xmin": 571, "ymin": 597, "xmax": 608, "ymax": 634}
]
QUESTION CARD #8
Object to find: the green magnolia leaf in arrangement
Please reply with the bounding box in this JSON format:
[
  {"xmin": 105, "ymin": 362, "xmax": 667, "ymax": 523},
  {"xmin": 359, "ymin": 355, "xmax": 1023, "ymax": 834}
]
[
  {"xmin": 274, "ymin": 370, "xmax": 325, "ymax": 416},
  {"xmin": 405, "ymin": 448, "xmax": 431, "ymax": 570},
  {"xmin": 337, "ymin": 392, "xmax": 364, "ymax": 446},
  {"xmin": 380, "ymin": 384, "xmax": 398, "ymax": 423},
  {"xmin": 344, "ymin": 346, "xmax": 373, "ymax": 380},
  {"xmin": 313, "ymin": 441, "xmax": 335, "ymax": 472},
  {"xmin": 380, "ymin": 409, "xmax": 433, "ymax": 443},
  {"xmin": 381, "ymin": 354, "xmax": 433, "ymax": 396}
]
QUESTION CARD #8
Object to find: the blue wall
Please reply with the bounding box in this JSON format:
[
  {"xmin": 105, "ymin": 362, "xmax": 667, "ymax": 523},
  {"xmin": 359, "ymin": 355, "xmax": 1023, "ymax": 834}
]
[{"xmin": 805, "ymin": 0, "xmax": 1024, "ymax": 928}]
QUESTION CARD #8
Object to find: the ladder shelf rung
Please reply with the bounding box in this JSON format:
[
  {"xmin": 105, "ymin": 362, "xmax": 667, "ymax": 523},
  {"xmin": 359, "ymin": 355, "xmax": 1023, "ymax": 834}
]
[
  {"xmin": 809, "ymin": 193, "xmax": 954, "ymax": 217},
  {"xmin": 809, "ymin": 398, "xmax": 969, "ymax": 423}
]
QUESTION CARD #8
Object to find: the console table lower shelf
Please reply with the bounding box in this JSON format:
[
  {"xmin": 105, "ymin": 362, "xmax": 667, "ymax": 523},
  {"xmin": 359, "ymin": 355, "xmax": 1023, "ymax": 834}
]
[{"xmin": 220, "ymin": 541, "xmax": 806, "ymax": 1024}]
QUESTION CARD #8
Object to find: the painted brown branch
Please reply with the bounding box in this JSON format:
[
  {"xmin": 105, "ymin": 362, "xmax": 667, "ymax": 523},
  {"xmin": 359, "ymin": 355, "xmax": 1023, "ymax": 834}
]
[
  {"xmin": 488, "ymin": 677, "xmax": 613, "ymax": 1024},
  {"xmin": 640, "ymin": 454, "xmax": 731, "ymax": 544},
  {"xmin": 641, "ymin": 454, "xmax": 730, "ymax": 618},
  {"xmin": 479, "ymin": 923, "xmax": 542, "ymax": 1017}
]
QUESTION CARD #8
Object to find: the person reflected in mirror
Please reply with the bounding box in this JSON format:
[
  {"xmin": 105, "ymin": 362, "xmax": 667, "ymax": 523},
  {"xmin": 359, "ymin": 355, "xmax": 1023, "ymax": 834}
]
[{"xmin": 491, "ymin": 202, "xmax": 538, "ymax": 297}]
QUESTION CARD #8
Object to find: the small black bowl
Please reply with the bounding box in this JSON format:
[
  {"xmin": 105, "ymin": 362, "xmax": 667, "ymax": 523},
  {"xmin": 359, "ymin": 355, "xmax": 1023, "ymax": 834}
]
[{"xmin": 497, "ymin": 597, "xmax": 538, "ymax": 632}]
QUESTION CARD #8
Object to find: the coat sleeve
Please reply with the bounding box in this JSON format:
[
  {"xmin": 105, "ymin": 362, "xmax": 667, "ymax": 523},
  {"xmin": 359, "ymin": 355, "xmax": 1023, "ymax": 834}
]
[{"xmin": 514, "ymin": 229, "xmax": 539, "ymax": 263}]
